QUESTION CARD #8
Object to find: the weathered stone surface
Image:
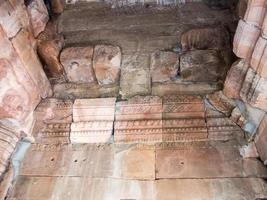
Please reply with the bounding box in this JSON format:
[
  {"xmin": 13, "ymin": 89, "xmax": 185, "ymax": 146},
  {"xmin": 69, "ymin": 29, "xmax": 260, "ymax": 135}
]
[
  {"xmin": 60, "ymin": 47, "xmax": 96, "ymax": 83},
  {"xmin": 71, "ymin": 98, "xmax": 116, "ymax": 143},
  {"xmin": 206, "ymin": 91, "xmax": 236, "ymax": 117},
  {"xmin": 0, "ymin": 123, "xmax": 20, "ymax": 176},
  {"xmin": 0, "ymin": 0, "xmax": 22, "ymax": 38},
  {"xmin": 120, "ymin": 54, "xmax": 151, "ymax": 99},
  {"xmin": 207, "ymin": 117, "xmax": 244, "ymax": 140},
  {"xmin": 115, "ymin": 96, "xmax": 162, "ymax": 143},
  {"xmin": 263, "ymin": 14, "xmax": 267, "ymax": 37},
  {"xmin": 93, "ymin": 45, "xmax": 121, "ymax": 86},
  {"xmin": 255, "ymin": 114, "xmax": 267, "ymax": 164},
  {"xmin": 240, "ymin": 68, "xmax": 267, "ymax": 111},
  {"xmin": 51, "ymin": 0, "xmax": 64, "ymax": 14},
  {"xmin": 180, "ymin": 50, "xmax": 225, "ymax": 82},
  {"xmin": 34, "ymin": 98, "xmax": 73, "ymax": 124},
  {"xmin": 251, "ymin": 36, "xmax": 267, "ymax": 78},
  {"xmin": 244, "ymin": 0, "xmax": 266, "ymax": 27},
  {"xmin": 223, "ymin": 59, "xmax": 249, "ymax": 99},
  {"xmin": 11, "ymin": 29, "xmax": 52, "ymax": 98},
  {"xmin": 240, "ymin": 142, "xmax": 259, "ymax": 158},
  {"xmin": 73, "ymin": 98, "xmax": 116, "ymax": 122},
  {"xmin": 233, "ymin": 19, "xmax": 260, "ymax": 59},
  {"xmin": 53, "ymin": 83, "xmax": 119, "ymax": 99},
  {"xmin": 150, "ymin": 51, "xmax": 179, "ymax": 83},
  {"xmin": 156, "ymin": 140, "xmax": 267, "ymax": 179},
  {"xmin": 27, "ymin": 0, "xmax": 49, "ymax": 37},
  {"xmin": 181, "ymin": 26, "xmax": 230, "ymax": 51},
  {"xmin": 8, "ymin": 176, "xmax": 267, "ymax": 200},
  {"xmin": 152, "ymin": 82, "xmax": 222, "ymax": 96}
]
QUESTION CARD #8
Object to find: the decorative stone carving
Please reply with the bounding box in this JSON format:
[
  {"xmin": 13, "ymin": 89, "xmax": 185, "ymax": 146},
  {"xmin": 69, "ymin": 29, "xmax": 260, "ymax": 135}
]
[
  {"xmin": 224, "ymin": 59, "xmax": 249, "ymax": 99},
  {"xmin": 207, "ymin": 117, "xmax": 243, "ymax": 140},
  {"xmin": 240, "ymin": 68, "xmax": 267, "ymax": 111},
  {"xmin": 71, "ymin": 98, "xmax": 116, "ymax": 143},
  {"xmin": 181, "ymin": 26, "xmax": 230, "ymax": 51},
  {"xmin": 27, "ymin": 0, "xmax": 49, "ymax": 37},
  {"xmin": 114, "ymin": 96, "xmax": 162, "ymax": 143},
  {"xmin": 150, "ymin": 51, "xmax": 179, "ymax": 83},
  {"xmin": 120, "ymin": 54, "xmax": 151, "ymax": 99},
  {"xmin": 255, "ymin": 114, "xmax": 267, "ymax": 164},
  {"xmin": 60, "ymin": 47, "xmax": 96, "ymax": 83},
  {"xmin": 233, "ymin": 19, "xmax": 260, "ymax": 59},
  {"xmin": 180, "ymin": 50, "xmax": 225, "ymax": 82},
  {"xmin": 244, "ymin": 0, "xmax": 266, "ymax": 27},
  {"xmin": 34, "ymin": 98, "xmax": 73, "ymax": 124},
  {"xmin": 93, "ymin": 45, "xmax": 121, "ymax": 86}
]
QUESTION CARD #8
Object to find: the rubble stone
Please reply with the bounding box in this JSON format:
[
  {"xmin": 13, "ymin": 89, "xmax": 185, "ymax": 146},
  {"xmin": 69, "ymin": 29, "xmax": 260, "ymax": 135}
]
[
  {"xmin": 150, "ymin": 51, "xmax": 179, "ymax": 83},
  {"xmin": 93, "ymin": 45, "xmax": 121, "ymax": 86}
]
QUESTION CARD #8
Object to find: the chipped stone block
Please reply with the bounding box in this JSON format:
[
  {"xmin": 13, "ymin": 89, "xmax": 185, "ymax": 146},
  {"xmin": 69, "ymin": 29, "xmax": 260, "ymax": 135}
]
[
  {"xmin": 244, "ymin": 0, "xmax": 266, "ymax": 27},
  {"xmin": 251, "ymin": 36, "xmax": 267, "ymax": 76},
  {"xmin": 181, "ymin": 26, "xmax": 230, "ymax": 51},
  {"xmin": 60, "ymin": 47, "xmax": 96, "ymax": 83},
  {"xmin": 27, "ymin": 0, "xmax": 49, "ymax": 37},
  {"xmin": 255, "ymin": 114, "xmax": 267, "ymax": 164},
  {"xmin": 233, "ymin": 19, "xmax": 260, "ymax": 59},
  {"xmin": 223, "ymin": 59, "xmax": 249, "ymax": 99},
  {"xmin": 150, "ymin": 51, "xmax": 179, "ymax": 83},
  {"xmin": 180, "ymin": 50, "xmax": 225, "ymax": 82},
  {"xmin": 73, "ymin": 98, "xmax": 116, "ymax": 122},
  {"xmin": 120, "ymin": 54, "xmax": 151, "ymax": 99},
  {"xmin": 34, "ymin": 98, "xmax": 73, "ymax": 124},
  {"xmin": 93, "ymin": 45, "xmax": 121, "ymax": 86}
]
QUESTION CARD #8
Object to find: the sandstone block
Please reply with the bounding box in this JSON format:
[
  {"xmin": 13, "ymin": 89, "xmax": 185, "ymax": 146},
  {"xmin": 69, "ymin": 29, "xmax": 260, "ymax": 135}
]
[
  {"xmin": 150, "ymin": 51, "xmax": 179, "ymax": 83},
  {"xmin": 180, "ymin": 50, "xmax": 225, "ymax": 82},
  {"xmin": 120, "ymin": 55, "xmax": 151, "ymax": 99},
  {"xmin": 0, "ymin": 0, "xmax": 22, "ymax": 38},
  {"xmin": 73, "ymin": 98, "xmax": 116, "ymax": 122},
  {"xmin": 181, "ymin": 26, "xmax": 230, "ymax": 51},
  {"xmin": 27, "ymin": 0, "xmax": 49, "ymax": 37},
  {"xmin": 233, "ymin": 19, "xmax": 260, "ymax": 59},
  {"xmin": 244, "ymin": 0, "xmax": 266, "ymax": 27},
  {"xmin": 93, "ymin": 45, "xmax": 121, "ymax": 85},
  {"xmin": 255, "ymin": 114, "xmax": 267, "ymax": 164},
  {"xmin": 71, "ymin": 98, "xmax": 116, "ymax": 143},
  {"xmin": 60, "ymin": 47, "xmax": 96, "ymax": 83},
  {"xmin": 240, "ymin": 68, "xmax": 267, "ymax": 111},
  {"xmin": 251, "ymin": 36, "xmax": 267, "ymax": 77},
  {"xmin": 223, "ymin": 59, "xmax": 249, "ymax": 99},
  {"xmin": 11, "ymin": 29, "xmax": 52, "ymax": 98},
  {"xmin": 34, "ymin": 98, "xmax": 73, "ymax": 124}
]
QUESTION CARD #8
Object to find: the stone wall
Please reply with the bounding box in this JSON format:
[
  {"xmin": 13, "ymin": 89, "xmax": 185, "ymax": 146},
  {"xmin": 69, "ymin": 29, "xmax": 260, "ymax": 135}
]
[
  {"xmin": 0, "ymin": 0, "xmax": 51, "ymax": 184},
  {"xmin": 223, "ymin": 0, "xmax": 267, "ymax": 164}
]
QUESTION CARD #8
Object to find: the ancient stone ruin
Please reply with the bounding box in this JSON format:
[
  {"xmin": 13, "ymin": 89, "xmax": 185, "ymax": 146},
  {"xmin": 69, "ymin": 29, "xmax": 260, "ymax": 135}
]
[{"xmin": 0, "ymin": 0, "xmax": 267, "ymax": 199}]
